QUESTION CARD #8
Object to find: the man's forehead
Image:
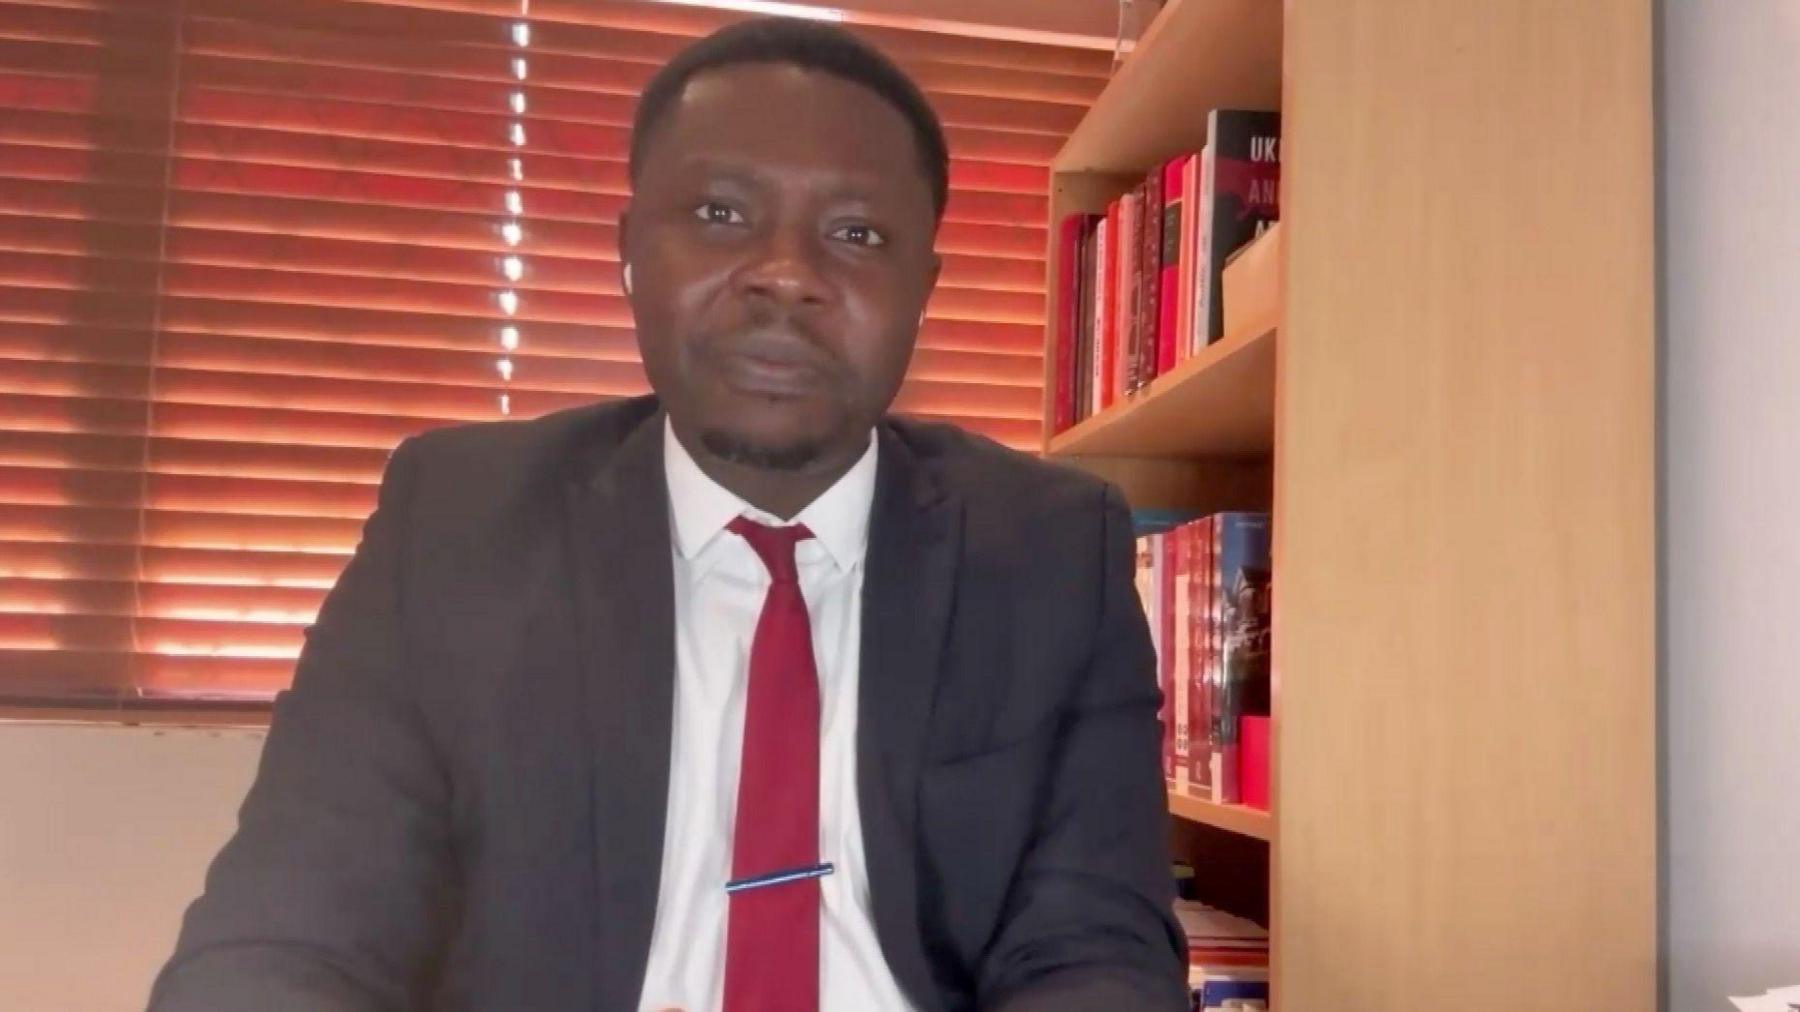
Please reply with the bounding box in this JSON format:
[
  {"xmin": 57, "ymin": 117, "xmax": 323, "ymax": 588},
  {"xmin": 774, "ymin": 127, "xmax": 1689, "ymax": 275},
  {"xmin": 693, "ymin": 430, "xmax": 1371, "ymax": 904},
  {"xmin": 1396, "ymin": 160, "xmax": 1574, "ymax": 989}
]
[
  {"xmin": 668, "ymin": 152, "xmax": 893, "ymax": 198},
  {"xmin": 655, "ymin": 62, "xmax": 917, "ymax": 157},
  {"xmin": 674, "ymin": 61, "xmax": 875, "ymax": 109},
  {"xmin": 676, "ymin": 61, "xmax": 817, "ymax": 103}
]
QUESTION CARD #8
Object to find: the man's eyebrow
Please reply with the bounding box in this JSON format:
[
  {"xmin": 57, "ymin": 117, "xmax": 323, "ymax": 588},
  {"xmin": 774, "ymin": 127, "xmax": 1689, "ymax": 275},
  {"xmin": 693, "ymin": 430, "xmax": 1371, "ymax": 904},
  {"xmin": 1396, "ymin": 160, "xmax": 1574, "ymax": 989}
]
[{"xmin": 819, "ymin": 184, "xmax": 893, "ymax": 211}]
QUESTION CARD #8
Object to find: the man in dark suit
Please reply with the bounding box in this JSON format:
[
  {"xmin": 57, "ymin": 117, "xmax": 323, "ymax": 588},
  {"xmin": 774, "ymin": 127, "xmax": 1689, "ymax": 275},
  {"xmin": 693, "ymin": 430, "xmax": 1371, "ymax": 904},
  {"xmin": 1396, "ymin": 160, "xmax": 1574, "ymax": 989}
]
[{"xmin": 151, "ymin": 18, "xmax": 1185, "ymax": 1012}]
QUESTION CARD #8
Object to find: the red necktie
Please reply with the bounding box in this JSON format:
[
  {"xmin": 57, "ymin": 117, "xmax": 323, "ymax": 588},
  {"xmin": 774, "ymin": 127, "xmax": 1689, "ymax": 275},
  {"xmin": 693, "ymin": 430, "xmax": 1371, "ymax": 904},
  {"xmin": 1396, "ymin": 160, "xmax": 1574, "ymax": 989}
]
[{"xmin": 722, "ymin": 517, "xmax": 820, "ymax": 1012}]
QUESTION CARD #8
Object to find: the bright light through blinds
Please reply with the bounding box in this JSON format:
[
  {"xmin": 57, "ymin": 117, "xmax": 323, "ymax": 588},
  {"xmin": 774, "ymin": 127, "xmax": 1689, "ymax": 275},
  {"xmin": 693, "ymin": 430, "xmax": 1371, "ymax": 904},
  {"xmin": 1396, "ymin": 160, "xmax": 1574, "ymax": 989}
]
[{"xmin": 500, "ymin": 2, "xmax": 533, "ymax": 416}]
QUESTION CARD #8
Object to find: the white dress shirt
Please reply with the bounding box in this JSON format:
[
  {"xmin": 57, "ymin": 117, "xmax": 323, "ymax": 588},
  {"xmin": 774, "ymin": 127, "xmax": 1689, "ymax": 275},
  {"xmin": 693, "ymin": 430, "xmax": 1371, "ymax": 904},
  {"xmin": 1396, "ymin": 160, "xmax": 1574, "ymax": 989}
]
[{"xmin": 636, "ymin": 420, "xmax": 917, "ymax": 1012}]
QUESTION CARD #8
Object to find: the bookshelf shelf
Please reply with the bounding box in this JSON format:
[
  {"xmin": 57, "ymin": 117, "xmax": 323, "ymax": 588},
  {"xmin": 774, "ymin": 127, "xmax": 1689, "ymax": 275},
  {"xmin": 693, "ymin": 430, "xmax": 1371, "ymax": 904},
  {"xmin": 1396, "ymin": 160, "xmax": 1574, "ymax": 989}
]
[
  {"xmin": 1046, "ymin": 314, "xmax": 1276, "ymax": 459},
  {"xmin": 1167, "ymin": 788, "xmax": 1273, "ymax": 842},
  {"xmin": 1054, "ymin": 0, "xmax": 1281, "ymax": 175}
]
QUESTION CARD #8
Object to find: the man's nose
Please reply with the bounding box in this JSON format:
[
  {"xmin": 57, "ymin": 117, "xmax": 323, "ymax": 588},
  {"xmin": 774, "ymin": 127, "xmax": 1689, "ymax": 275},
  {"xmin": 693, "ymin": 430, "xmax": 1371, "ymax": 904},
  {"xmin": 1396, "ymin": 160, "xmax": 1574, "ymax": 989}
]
[{"xmin": 734, "ymin": 226, "xmax": 831, "ymax": 309}]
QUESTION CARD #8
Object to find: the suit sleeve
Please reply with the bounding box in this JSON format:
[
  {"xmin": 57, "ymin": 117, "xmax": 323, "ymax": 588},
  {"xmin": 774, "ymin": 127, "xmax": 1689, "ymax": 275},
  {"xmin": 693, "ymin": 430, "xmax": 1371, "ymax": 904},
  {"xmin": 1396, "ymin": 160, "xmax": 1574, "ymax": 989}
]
[
  {"xmin": 977, "ymin": 485, "xmax": 1190, "ymax": 1012},
  {"xmin": 148, "ymin": 437, "xmax": 457, "ymax": 1012}
]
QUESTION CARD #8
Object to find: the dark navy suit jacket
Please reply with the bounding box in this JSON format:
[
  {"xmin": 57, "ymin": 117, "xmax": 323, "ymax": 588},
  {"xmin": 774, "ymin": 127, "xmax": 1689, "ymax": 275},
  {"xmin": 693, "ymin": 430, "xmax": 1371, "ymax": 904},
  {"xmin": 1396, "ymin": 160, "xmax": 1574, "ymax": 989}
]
[{"xmin": 150, "ymin": 395, "xmax": 1186, "ymax": 1012}]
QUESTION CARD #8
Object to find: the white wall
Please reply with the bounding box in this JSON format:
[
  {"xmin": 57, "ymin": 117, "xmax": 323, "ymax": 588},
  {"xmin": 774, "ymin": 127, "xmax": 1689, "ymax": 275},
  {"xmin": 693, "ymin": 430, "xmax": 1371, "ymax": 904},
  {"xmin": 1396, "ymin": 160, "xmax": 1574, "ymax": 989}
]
[
  {"xmin": 0, "ymin": 725, "xmax": 263, "ymax": 1012},
  {"xmin": 1663, "ymin": 0, "xmax": 1800, "ymax": 1008}
]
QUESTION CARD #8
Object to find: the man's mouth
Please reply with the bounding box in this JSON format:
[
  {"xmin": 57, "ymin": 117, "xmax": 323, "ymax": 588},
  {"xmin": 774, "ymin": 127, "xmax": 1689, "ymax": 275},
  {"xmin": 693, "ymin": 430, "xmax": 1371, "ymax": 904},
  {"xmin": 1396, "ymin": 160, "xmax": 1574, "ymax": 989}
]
[
  {"xmin": 718, "ymin": 351, "xmax": 818, "ymax": 398},
  {"xmin": 711, "ymin": 330, "xmax": 827, "ymax": 399}
]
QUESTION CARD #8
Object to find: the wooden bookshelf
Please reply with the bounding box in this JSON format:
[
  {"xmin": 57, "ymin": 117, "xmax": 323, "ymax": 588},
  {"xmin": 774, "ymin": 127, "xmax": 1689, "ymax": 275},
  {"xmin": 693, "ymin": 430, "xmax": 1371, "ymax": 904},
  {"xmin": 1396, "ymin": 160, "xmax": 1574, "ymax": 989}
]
[
  {"xmin": 1166, "ymin": 788, "xmax": 1273, "ymax": 842},
  {"xmin": 1042, "ymin": 0, "xmax": 1655, "ymax": 1007}
]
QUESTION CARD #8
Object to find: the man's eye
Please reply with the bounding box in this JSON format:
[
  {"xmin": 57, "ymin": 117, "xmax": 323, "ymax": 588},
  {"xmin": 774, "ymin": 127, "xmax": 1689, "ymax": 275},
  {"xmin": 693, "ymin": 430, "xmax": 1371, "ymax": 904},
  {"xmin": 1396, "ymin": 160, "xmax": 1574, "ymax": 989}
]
[
  {"xmin": 694, "ymin": 202, "xmax": 746, "ymax": 225},
  {"xmin": 831, "ymin": 223, "xmax": 887, "ymax": 247}
]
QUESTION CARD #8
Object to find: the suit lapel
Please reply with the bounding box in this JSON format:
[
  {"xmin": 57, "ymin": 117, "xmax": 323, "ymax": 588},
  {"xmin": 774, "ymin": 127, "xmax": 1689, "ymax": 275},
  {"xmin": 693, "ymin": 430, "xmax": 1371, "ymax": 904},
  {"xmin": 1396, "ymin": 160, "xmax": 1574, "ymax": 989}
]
[
  {"xmin": 859, "ymin": 423, "xmax": 963, "ymax": 1012},
  {"xmin": 564, "ymin": 407, "xmax": 674, "ymax": 1012}
]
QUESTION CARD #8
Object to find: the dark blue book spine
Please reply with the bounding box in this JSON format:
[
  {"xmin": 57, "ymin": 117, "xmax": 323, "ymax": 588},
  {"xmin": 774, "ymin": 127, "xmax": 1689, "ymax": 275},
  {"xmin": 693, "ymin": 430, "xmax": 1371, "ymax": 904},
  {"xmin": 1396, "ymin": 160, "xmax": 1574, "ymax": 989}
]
[{"xmin": 1197, "ymin": 977, "xmax": 1269, "ymax": 1009}]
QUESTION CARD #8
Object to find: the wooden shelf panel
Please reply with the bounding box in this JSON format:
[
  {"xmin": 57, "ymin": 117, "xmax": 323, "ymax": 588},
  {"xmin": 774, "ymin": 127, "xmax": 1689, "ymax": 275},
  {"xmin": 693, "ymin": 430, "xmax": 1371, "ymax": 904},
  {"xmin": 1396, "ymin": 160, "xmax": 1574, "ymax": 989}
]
[
  {"xmin": 1055, "ymin": 0, "xmax": 1283, "ymax": 175},
  {"xmin": 1047, "ymin": 314, "xmax": 1276, "ymax": 459},
  {"xmin": 1167, "ymin": 787, "xmax": 1273, "ymax": 841}
]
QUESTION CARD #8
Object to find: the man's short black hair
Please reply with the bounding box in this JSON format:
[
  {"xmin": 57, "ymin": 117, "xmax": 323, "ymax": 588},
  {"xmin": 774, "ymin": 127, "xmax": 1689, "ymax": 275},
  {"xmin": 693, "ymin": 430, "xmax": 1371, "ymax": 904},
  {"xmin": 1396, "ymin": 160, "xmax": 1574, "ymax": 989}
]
[{"xmin": 629, "ymin": 17, "xmax": 950, "ymax": 220}]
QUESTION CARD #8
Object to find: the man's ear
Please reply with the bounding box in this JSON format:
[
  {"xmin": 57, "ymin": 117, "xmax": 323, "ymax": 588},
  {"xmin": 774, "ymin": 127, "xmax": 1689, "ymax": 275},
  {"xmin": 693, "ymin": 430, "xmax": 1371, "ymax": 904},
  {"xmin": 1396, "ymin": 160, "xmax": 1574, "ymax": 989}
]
[
  {"xmin": 919, "ymin": 252, "xmax": 942, "ymax": 327},
  {"xmin": 616, "ymin": 207, "xmax": 633, "ymax": 294}
]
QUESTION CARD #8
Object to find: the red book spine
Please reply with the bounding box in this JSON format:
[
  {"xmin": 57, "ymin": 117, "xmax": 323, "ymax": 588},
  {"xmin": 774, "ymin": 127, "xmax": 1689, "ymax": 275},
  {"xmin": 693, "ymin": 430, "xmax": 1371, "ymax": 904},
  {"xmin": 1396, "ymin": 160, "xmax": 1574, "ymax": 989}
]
[
  {"xmin": 1209, "ymin": 515, "xmax": 1224, "ymax": 792},
  {"xmin": 1090, "ymin": 216, "xmax": 1108, "ymax": 418},
  {"xmin": 1099, "ymin": 200, "xmax": 1121, "ymax": 411},
  {"xmin": 1121, "ymin": 188, "xmax": 1144, "ymax": 396},
  {"xmin": 1114, "ymin": 197, "xmax": 1133, "ymax": 400},
  {"xmin": 1053, "ymin": 214, "xmax": 1085, "ymax": 433},
  {"xmin": 1158, "ymin": 156, "xmax": 1188, "ymax": 376},
  {"xmin": 1160, "ymin": 529, "xmax": 1178, "ymax": 784},
  {"xmin": 1171, "ymin": 522, "xmax": 1192, "ymax": 789},
  {"xmin": 1177, "ymin": 154, "xmax": 1202, "ymax": 361},
  {"xmin": 1144, "ymin": 533, "xmax": 1171, "ymax": 780},
  {"xmin": 1185, "ymin": 947, "xmax": 1271, "ymax": 968},
  {"xmin": 1074, "ymin": 219, "xmax": 1094, "ymax": 424},
  {"xmin": 1213, "ymin": 518, "xmax": 1226, "ymax": 796},
  {"xmin": 1189, "ymin": 516, "xmax": 1212, "ymax": 791},
  {"xmin": 1240, "ymin": 715, "xmax": 1272, "ymax": 811}
]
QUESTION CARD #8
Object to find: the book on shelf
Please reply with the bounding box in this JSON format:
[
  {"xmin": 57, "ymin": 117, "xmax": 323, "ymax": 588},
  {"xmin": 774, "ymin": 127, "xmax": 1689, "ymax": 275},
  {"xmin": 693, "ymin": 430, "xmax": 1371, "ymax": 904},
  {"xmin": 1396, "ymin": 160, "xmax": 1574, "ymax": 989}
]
[
  {"xmin": 1165, "ymin": 525, "xmax": 1188, "ymax": 787},
  {"xmin": 1135, "ymin": 512, "xmax": 1273, "ymax": 807},
  {"xmin": 1138, "ymin": 164, "xmax": 1163, "ymax": 396},
  {"xmin": 1157, "ymin": 154, "xmax": 1188, "ymax": 378},
  {"xmin": 1052, "ymin": 213, "xmax": 1089, "ymax": 433},
  {"xmin": 1176, "ymin": 152, "xmax": 1203, "ymax": 362},
  {"xmin": 1095, "ymin": 209, "xmax": 1117, "ymax": 417},
  {"xmin": 1118, "ymin": 187, "xmax": 1143, "ymax": 398},
  {"xmin": 1141, "ymin": 530, "xmax": 1171, "ymax": 778},
  {"xmin": 1238, "ymin": 714, "xmax": 1271, "ymax": 810},
  {"xmin": 1200, "ymin": 512, "xmax": 1272, "ymax": 805},
  {"xmin": 1191, "ymin": 513, "xmax": 1217, "ymax": 799},
  {"xmin": 1132, "ymin": 508, "xmax": 1204, "ymax": 538},
  {"xmin": 1132, "ymin": 509, "xmax": 1200, "ymax": 781},
  {"xmin": 1174, "ymin": 897, "xmax": 1269, "ymax": 949},
  {"xmin": 1195, "ymin": 110, "xmax": 1282, "ymax": 347},
  {"xmin": 1191, "ymin": 969, "xmax": 1269, "ymax": 1012},
  {"xmin": 1175, "ymin": 898, "xmax": 1269, "ymax": 1010},
  {"xmin": 1076, "ymin": 214, "xmax": 1096, "ymax": 427},
  {"xmin": 1049, "ymin": 110, "xmax": 1282, "ymax": 436}
]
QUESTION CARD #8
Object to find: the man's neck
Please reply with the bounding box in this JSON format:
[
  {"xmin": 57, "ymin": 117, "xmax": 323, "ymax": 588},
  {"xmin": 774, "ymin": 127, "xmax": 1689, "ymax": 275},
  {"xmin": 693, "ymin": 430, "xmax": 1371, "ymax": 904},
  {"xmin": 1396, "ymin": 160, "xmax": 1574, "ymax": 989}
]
[{"xmin": 669, "ymin": 421, "xmax": 868, "ymax": 522}]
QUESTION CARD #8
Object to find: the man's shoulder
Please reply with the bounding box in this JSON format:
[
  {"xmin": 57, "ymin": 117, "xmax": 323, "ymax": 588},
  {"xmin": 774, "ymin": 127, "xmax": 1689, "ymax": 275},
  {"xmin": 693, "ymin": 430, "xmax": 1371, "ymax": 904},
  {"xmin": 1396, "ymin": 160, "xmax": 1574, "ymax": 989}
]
[
  {"xmin": 885, "ymin": 415, "xmax": 1119, "ymax": 518},
  {"xmin": 387, "ymin": 397, "xmax": 657, "ymax": 529},
  {"xmin": 403, "ymin": 397, "xmax": 652, "ymax": 479}
]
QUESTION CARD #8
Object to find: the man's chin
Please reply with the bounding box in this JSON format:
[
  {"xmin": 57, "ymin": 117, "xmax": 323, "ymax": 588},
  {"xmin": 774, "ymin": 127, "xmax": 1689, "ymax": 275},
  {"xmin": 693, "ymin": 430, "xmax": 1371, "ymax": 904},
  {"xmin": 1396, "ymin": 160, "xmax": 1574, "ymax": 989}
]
[{"xmin": 698, "ymin": 427, "xmax": 826, "ymax": 473}]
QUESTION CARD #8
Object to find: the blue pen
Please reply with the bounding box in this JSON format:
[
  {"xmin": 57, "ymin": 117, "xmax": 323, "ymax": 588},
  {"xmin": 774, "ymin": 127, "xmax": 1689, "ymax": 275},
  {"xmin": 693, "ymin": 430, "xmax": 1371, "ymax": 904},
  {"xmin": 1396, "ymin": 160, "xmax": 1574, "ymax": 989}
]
[{"xmin": 726, "ymin": 862, "xmax": 835, "ymax": 894}]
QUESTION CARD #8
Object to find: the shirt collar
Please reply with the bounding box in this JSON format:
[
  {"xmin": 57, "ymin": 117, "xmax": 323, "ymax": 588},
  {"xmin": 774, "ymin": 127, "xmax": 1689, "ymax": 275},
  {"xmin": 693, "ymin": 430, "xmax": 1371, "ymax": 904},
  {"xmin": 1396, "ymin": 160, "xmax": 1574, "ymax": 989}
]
[{"xmin": 662, "ymin": 417, "xmax": 878, "ymax": 574}]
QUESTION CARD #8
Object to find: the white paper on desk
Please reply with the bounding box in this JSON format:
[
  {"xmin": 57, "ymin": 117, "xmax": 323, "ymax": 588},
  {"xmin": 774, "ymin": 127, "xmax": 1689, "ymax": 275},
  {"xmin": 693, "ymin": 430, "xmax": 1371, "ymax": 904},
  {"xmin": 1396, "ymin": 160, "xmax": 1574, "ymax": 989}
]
[{"xmin": 1730, "ymin": 984, "xmax": 1800, "ymax": 1012}]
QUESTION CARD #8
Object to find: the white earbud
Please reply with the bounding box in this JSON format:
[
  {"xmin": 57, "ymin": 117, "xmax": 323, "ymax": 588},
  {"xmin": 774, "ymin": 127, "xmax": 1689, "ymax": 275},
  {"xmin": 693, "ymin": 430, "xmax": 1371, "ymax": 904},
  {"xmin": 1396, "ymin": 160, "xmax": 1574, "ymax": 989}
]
[{"xmin": 622, "ymin": 262, "xmax": 633, "ymax": 295}]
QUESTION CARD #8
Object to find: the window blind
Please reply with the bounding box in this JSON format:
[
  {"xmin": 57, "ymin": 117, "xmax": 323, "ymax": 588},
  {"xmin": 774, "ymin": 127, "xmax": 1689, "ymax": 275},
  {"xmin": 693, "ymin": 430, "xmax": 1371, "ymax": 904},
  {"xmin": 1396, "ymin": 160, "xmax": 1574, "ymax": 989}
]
[{"xmin": 0, "ymin": 0, "xmax": 1105, "ymax": 707}]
